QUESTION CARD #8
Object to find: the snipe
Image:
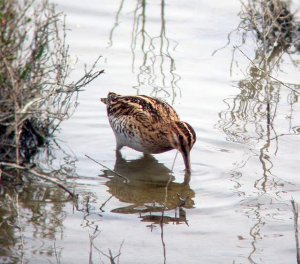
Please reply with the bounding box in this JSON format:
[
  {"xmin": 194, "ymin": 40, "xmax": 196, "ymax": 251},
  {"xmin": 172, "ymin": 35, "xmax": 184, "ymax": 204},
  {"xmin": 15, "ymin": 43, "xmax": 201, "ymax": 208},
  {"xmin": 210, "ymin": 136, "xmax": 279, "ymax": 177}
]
[{"xmin": 101, "ymin": 92, "xmax": 196, "ymax": 173}]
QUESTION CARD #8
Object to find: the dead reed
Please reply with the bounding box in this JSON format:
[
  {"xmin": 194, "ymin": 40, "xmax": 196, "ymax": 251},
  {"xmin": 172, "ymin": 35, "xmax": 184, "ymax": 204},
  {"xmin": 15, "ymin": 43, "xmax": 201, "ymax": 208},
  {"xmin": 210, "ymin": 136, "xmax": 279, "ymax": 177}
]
[
  {"xmin": 240, "ymin": 0, "xmax": 296, "ymax": 50},
  {"xmin": 0, "ymin": 0, "xmax": 103, "ymax": 170},
  {"xmin": 214, "ymin": 0, "xmax": 300, "ymax": 63},
  {"xmin": 237, "ymin": 0, "xmax": 300, "ymax": 72},
  {"xmin": 291, "ymin": 199, "xmax": 300, "ymax": 264}
]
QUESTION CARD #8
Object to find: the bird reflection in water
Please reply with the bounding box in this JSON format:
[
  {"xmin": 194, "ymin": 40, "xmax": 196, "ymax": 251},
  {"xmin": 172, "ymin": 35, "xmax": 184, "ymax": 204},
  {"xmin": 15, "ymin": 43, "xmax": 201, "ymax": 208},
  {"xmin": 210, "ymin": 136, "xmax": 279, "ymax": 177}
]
[{"xmin": 102, "ymin": 152, "xmax": 195, "ymax": 225}]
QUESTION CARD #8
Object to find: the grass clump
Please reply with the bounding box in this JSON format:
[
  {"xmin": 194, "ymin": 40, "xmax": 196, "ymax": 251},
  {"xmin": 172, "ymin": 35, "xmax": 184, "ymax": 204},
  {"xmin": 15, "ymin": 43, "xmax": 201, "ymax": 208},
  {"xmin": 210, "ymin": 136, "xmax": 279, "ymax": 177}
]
[{"xmin": 0, "ymin": 0, "xmax": 103, "ymax": 167}]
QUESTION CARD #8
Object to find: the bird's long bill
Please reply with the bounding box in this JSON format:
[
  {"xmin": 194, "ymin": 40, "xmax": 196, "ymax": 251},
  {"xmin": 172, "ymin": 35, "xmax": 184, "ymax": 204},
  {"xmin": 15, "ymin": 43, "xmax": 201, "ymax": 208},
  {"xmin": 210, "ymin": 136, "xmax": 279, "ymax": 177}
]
[{"xmin": 182, "ymin": 151, "xmax": 191, "ymax": 174}]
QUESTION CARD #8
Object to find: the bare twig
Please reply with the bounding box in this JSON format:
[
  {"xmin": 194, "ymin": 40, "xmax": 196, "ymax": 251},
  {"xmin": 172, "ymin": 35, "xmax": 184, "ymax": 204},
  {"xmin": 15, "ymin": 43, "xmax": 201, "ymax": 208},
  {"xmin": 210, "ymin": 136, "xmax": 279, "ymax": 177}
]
[
  {"xmin": 291, "ymin": 199, "xmax": 300, "ymax": 264},
  {"xmin": 234, "ymin": 45, "xmax": 300, "ymax": 95},
  {"xmin": 89, "ymin": 230, "xmax": 96, "ymax": 264},
  {"xmin": 15, "ymin": 192, "xmax": 25, "ymax": 264},
  {"xmin": 99, "ymin": 195, "xmax": 113, "ymax": 212},
  {"xmin": 117, "ymin": 240, "xmax": 125, "ymax": 264},
  {"xmin": 0, "ymin": 162, "xmax": 74, "ymax": 197},
  {"xmin": 88, "ymin": 230, "xmax": 124, "ymax": 264},
  {"xmin": 54, "ymin": 239, "xmax": 61, "ymax": 264},
  {"xmin": 160, "ymin": 214, "xmax": 167, "ymax": 264},
  {"xmin": 85, "ymin": 154, "xmax": 129, "ymax": 183},
  {"xmin": 0, "ymin": 0, "xmax": 104, "ymax": 165},
  {"xmin": 93, "ymin": 245, "xmax": 121, "ymax": 264}
]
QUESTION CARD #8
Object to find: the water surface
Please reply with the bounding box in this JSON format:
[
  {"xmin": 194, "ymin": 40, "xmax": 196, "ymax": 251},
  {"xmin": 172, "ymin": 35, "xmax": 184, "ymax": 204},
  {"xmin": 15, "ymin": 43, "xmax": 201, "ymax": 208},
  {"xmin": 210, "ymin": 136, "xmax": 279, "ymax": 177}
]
[{"xmin": 1, "ymin": 1, "xmax": 300, "ymax": 263}]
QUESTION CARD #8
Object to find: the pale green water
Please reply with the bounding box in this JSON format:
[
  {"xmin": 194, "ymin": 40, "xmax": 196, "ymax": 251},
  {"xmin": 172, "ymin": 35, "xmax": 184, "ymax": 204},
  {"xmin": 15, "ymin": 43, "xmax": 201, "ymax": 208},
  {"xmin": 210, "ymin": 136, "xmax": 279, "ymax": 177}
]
[{"xmin": 1, "ymin": 1, "xmax": 300, "ymax": 263}]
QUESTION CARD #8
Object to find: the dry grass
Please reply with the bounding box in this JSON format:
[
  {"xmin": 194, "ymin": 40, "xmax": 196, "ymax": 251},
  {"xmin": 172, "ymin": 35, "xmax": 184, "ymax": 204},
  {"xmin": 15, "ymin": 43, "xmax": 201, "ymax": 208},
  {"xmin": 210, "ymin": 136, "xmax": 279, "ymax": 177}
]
[
  {"xmin": 214, "ymin": 0, "xmax": 300, "ymax": 64},
  {"xmin": 0, "ymin": 0, "xmax": 103, "ymax": 167},
  {"xmin": 241, "ymin": 0, "xmax": 295, "ymax": 48},
  {"xmin": 292, "ymin": 199, "xmax": 300, "ymax": 264}
]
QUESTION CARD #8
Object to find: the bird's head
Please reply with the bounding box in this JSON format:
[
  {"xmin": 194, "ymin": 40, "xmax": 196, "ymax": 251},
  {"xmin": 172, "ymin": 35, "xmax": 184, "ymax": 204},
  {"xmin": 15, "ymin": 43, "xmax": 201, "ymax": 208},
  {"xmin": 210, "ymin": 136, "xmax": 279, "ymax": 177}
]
[{"xmin": 169, "ymin": 121, "xmax": 196, "ymax": 174}]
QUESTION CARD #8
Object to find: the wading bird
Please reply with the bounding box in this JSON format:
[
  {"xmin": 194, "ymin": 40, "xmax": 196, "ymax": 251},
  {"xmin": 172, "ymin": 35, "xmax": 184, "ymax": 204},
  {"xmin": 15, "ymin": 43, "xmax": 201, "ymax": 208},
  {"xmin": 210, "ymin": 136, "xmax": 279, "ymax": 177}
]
[{"xmin": 101, "ymin": 92, "xmax": 196, "ymax": 173}]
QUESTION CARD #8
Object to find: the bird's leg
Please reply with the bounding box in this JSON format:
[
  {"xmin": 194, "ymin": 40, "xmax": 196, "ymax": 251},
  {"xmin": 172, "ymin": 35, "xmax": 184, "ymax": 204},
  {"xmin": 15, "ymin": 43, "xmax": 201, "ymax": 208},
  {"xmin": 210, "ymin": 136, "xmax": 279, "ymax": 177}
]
[
  {"xmin": 116, "ymin": 149, "xmax": 122, "ymax": 157},
  {"xmin": 143, "ymin": 153, "xmax": 152, "ymax": 158},
  {"xmin": 183, "ymin": 171, "xmax": 191, "ymax": 185},
  {"xmin": 115, "ymin": 140, "xmax": 124, "ymax": 160}
]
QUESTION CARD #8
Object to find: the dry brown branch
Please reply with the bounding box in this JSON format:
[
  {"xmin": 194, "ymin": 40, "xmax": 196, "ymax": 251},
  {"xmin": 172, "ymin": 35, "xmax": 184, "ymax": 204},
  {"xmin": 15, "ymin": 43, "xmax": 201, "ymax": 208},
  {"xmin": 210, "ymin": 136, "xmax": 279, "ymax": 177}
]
[
  {"xmin": 0, "ymin": 0, "xmax": 104, "ymax": 166},
  {"xmin": 216, "ymin": 0, "xmax": 300, "ymax": 149},
  {"xmin": 213, "ymin": 0, "xmax": 300, "ymax": 61},
  {"xmin": 85, "ymin": 154, "xmax": 129, "ymax": 183},
  {"xmin": 291, "ymin": 199, "xmax": 300, "ymax": 264},
  {"xmin": 235, "ymin": 45, "xmax": 300, "ymax": 95},
  {"xmin": 0, "ymin": 162, "xmax": 74, "ymax": 197},
  {"xmin": 15, "ymin": 192, "xmax": 25, "ymax": 264},
  {"xmin": 88, "ymin": 229, "xmax": 124, "ymax": 264},
  {"xmin": 99, "ymin": 195, "xmax": 113, "ymax": 212},
  {"xmin": 240, "ymin": 0, "xmax": 295, "ymax": 51}
]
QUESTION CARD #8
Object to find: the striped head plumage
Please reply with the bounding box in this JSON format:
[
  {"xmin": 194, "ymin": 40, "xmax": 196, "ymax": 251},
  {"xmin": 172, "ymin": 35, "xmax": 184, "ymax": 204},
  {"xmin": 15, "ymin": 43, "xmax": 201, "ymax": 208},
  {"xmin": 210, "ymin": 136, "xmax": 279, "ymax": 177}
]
[{"xmin": 101, "ymin": 92, "xmax": 196, "ymax": 173}]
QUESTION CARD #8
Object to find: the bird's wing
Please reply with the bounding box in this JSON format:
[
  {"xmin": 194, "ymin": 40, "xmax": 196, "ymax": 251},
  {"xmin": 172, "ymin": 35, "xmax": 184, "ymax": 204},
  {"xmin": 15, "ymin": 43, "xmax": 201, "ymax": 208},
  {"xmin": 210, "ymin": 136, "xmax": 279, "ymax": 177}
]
[
  {"xmin": 107, "ymin": 94, "xmax": 179, "ymax": 125},
  {"xmin": 135, "ymin": 95, "xmax": 180, "ymax": 122}
]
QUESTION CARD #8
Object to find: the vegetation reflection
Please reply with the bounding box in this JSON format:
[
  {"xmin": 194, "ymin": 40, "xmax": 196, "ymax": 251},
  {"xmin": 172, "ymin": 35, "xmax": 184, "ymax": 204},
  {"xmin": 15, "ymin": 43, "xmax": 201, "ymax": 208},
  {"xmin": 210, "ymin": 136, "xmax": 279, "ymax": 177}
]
[
  {"xmin": 108, "ymin": 0, "xmax": 181, "ymax": 103},
  {"xmin": 217, "ymin": 0, "xmax": 300, "ymax": 262},
  {"xmin": 0, "ymin": 177, "xmax": 71, "ymax": 263}
]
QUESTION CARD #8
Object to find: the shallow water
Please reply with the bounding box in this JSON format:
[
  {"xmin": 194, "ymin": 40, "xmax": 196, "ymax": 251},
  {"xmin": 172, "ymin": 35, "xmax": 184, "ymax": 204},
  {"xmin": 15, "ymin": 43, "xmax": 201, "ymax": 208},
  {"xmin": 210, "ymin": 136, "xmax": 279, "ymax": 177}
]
[{"xmin": 1, "ymin": 0, "xmax": 300, "ymax": 263}]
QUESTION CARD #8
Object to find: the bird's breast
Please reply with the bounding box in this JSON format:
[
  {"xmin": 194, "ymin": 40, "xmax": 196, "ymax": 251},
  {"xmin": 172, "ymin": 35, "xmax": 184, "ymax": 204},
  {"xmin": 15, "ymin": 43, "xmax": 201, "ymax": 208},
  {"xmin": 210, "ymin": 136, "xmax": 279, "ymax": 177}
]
[{"xmin": 108, "ymin": 115, "xmax": 173, "ymax": 154}]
